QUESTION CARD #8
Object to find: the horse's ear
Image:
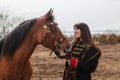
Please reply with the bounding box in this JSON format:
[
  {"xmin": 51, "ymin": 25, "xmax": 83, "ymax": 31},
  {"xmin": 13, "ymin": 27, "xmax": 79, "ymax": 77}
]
[{"xmin": 43, "ymin": 8, "xmax": 53, "ymax": 20}]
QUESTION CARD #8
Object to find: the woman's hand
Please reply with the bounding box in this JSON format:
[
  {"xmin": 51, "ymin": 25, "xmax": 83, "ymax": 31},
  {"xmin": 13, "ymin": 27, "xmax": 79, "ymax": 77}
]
[{"xmin": 59, "ymin": 50, "xmax": 66, "ymax": 56}]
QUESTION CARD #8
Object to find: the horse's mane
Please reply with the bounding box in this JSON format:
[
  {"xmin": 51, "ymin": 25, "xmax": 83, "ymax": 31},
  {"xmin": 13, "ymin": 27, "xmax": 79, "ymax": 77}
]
[
  {"xmin": 0, "ymin": 38, "xmax": 4, "ymax": 58},
  {"xmin": 1, "ymin": 19, "xmax": 36, "ymax": 57}
]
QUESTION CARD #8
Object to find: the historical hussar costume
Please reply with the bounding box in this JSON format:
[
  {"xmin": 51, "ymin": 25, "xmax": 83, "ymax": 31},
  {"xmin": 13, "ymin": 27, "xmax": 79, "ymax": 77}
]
[{"xmin": 63, "ymin": 39, "xmax": 101, "ymax": 80}]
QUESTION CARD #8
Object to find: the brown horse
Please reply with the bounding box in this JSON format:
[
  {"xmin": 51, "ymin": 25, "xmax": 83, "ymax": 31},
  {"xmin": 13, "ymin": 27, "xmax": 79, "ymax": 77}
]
[{"xmin": 0, "ymin": 9, "xmax": 70, "ymax": 80}]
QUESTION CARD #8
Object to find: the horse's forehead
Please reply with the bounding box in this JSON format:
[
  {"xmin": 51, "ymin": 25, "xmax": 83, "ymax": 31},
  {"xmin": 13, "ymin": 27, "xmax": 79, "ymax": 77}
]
[{"xmin": 46, "ymin": 21, "xmax": 58, "ymax": 26}]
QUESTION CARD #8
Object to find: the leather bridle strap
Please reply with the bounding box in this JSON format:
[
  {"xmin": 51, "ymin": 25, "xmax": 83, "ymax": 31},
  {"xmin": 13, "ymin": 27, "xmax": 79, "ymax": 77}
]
[
  {"xmin": 40, "ymin": 17, "xmax": 64, "ymax": 55},
  {"xmin": 49, "ymin": 38, "xmax": 63, "ymax": 56}
]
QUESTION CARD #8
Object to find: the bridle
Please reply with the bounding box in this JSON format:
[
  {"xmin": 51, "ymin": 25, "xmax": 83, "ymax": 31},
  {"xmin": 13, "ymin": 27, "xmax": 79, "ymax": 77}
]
[{"xmin": 40, "ymin": 17, "xmax": 65, "ymax": 55}]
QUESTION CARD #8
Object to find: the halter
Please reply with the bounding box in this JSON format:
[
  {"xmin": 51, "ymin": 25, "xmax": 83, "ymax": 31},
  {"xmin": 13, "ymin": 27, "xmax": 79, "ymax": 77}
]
[{"xmin": 40, "ymin": 17, "xmax": 64, "ymax": 55}]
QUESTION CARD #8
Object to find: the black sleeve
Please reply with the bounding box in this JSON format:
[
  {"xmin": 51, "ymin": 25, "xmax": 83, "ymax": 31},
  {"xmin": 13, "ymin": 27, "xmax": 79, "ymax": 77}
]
[{"xmin": 77, "ymin": 47, "xmax": 101, "ymax": 73}]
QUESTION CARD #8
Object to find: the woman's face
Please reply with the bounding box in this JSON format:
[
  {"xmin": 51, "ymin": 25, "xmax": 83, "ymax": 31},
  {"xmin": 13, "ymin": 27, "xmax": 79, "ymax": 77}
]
[{"xmin": 74, "ymin": 27, "xmax": 81, "ymax": 39}]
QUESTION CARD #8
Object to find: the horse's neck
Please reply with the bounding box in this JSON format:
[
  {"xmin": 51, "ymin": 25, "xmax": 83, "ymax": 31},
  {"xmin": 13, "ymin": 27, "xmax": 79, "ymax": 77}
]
[{"xmin": 14, "ymin": 36, "xmax": 37, "ymax": 64}]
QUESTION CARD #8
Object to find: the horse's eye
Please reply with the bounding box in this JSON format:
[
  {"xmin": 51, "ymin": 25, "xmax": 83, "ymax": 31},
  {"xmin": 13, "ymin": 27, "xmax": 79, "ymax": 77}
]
[{"xmin": 51, "ymin": 28, "xmax": 56, "ymax": 32}]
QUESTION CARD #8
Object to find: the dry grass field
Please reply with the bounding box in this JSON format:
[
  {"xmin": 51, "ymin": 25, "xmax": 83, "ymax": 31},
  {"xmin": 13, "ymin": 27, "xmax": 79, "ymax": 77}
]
[{"xmin": 31, "ymin": 44, "xmax": 120, "ymax": 80}]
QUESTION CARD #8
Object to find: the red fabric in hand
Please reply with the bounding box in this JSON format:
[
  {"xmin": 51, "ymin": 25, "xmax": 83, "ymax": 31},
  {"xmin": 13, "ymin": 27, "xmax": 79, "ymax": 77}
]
[{"xmin": 70, "ymin": 57, "xmax": 78, "ymax": 68}]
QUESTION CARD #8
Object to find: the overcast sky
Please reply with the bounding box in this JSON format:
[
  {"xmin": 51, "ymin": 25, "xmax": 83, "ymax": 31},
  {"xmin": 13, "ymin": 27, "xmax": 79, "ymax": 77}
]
[{"xmin": 0, "ymin": 0, "xmax": 120, "ymax": 33}]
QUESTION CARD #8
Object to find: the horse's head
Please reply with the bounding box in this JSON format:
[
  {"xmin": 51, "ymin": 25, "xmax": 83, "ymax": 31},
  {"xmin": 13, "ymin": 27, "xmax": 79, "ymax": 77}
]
[{"xmin": 34, "ymin": 9, "xmax": 70, "ymax": 52}]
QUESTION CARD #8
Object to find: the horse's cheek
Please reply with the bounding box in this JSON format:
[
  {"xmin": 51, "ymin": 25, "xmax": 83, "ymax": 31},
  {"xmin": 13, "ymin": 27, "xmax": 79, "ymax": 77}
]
[{"xmin": 37, "ymin": 34, "xmax": 43, "ymax": 44}]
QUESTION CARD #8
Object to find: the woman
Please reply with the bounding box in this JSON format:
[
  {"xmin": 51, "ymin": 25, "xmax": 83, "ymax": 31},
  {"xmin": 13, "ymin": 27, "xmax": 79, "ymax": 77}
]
[{"xmin": 55, "ymin": 22, "xmax": 101, "ymax": 80}]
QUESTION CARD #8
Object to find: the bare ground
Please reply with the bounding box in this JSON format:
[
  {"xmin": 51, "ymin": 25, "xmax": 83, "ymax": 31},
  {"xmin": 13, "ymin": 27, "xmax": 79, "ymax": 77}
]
[{"xmin": 31, "ymin": 44, "xmax": 120, "ymax": 80}]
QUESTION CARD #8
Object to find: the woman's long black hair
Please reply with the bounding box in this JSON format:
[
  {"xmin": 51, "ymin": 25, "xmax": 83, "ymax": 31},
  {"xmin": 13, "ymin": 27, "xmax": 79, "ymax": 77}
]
[{"xmin": 74, "ymin": 22, "xmax": 95, "ymax": 46}]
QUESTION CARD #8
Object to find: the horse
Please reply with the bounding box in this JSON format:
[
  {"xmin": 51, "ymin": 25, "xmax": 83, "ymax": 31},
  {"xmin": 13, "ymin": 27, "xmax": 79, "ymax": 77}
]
[{"xmin": 0, "ymin": 9, "xmax": 70, "ymax": 80}]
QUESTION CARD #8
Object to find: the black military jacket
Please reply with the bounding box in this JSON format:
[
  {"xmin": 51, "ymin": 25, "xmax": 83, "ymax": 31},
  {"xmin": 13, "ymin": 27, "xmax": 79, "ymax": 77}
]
[{"xmin": 69, "ymin": 40, "xmax": 101, "ymax": 80}]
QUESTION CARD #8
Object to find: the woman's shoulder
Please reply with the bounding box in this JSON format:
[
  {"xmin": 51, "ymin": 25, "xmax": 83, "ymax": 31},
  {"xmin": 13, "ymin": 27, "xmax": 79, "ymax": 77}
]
[
  {"xmin": 84, "ymin": 44, "xmax": 101, "ymax": 62},
  {"xmin": 86, "ymin": 44, "xmax": 101, "ymax": 55},
  {"xmin": 88, "ymin": 44, "xmax": 100, "ymax": 51}
]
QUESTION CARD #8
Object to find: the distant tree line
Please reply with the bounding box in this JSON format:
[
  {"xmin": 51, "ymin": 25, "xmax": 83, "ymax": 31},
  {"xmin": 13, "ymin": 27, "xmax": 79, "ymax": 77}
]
[
  {"xmin": 0, "ymin": 8, "xmax": 24, "ymax": 36},
  {"xmin": 64, "ymin": 33, "xmax": 120, "ymax": 44}
]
